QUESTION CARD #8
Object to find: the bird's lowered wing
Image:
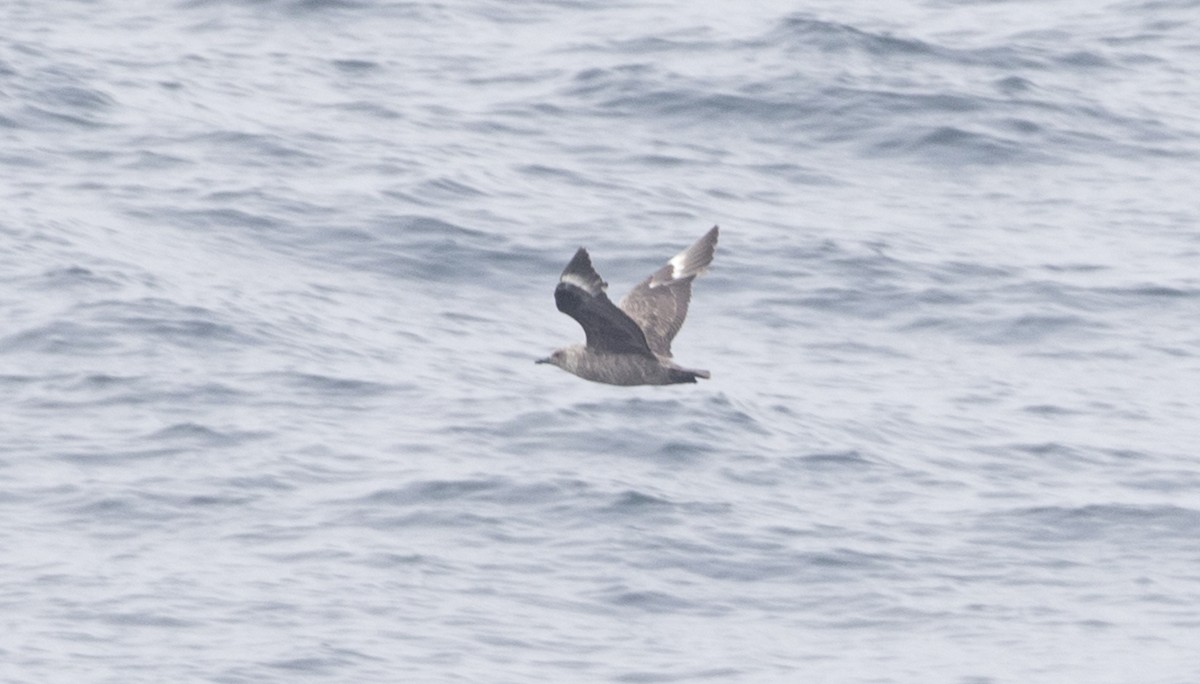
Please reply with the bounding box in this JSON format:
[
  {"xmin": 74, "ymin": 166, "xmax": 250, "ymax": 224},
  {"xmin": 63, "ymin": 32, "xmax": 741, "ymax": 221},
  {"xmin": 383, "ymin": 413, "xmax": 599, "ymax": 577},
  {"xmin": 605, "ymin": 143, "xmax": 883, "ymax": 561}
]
[{"xmin": 554, "ymin": 248, "xmax": 655, "ymax": 357}]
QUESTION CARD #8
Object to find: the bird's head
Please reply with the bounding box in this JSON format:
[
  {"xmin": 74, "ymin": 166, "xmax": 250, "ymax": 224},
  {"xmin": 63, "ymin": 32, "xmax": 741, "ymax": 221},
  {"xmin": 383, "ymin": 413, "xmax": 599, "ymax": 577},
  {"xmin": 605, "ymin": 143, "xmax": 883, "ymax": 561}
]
[{"xmin": 535, "ymin": 346, "xmax": 582, "ymax": 371}]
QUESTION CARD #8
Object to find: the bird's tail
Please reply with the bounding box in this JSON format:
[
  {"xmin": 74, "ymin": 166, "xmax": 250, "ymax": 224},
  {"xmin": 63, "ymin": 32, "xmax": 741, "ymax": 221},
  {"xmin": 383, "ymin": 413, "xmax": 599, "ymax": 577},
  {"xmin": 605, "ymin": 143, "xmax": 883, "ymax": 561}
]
[{"xmin": 669, "ymin": 366, "xmax": 710, "ymax": 383}]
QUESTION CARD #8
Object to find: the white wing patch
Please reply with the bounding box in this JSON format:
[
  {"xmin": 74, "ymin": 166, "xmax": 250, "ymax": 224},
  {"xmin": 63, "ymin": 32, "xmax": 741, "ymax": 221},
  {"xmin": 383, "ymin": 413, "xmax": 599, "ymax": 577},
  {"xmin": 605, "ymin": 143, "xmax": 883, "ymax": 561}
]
[
  {"xmin": 668, "ymin": 253, "xmax": 688, "ymax": 280},
  {"xmin": 561, "ymin": 272, "xmax": 605, "ymax": 293}
]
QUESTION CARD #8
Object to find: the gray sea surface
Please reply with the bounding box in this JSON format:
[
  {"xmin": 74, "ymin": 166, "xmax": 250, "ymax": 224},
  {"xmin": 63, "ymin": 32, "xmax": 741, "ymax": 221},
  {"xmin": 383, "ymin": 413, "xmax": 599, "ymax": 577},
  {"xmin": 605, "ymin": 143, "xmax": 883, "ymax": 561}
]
[{"xmin": 3, "ymin": 1, "xmax": 1200, "ymax": 682}]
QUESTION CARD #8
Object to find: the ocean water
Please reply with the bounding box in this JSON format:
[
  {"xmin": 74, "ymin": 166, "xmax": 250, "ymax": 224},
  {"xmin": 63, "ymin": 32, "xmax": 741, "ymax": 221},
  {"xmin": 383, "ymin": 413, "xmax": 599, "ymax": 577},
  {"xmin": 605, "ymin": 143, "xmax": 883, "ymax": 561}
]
[{"xmin": 3, "ymin": 0, "xmax": 1199, "ymax": 682}]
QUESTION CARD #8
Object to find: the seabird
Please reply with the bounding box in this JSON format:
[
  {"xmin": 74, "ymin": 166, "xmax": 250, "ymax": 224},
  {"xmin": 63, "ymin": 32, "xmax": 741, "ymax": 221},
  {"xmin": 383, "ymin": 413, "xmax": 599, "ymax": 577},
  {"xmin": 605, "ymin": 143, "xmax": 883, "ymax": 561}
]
[{"xmin": 537, "ymin": 226, "xmax": 719, "ymax": 385}]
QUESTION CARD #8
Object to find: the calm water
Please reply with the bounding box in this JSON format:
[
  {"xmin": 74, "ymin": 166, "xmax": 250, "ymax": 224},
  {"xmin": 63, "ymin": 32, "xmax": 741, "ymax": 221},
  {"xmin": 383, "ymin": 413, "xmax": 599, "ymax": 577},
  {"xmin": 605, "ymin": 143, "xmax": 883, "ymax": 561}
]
[{"xmin": 3, "ymin": 0, "xmax": 1199, "ymax": 682}]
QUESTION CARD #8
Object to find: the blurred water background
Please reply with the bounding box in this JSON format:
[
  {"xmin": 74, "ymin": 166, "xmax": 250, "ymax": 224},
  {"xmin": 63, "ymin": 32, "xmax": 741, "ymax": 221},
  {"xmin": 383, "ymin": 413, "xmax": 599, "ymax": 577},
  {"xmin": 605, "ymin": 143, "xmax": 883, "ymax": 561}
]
[{"xmin": 3, "ymin": 0, "xmax": 1199, "ymax": 682}]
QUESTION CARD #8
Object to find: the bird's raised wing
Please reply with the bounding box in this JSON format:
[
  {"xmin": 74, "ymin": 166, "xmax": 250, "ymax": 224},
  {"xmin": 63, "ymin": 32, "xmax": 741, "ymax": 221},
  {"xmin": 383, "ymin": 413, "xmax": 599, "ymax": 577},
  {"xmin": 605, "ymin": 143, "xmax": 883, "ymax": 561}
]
[
  {"xmin": 555, "ymin": 248, "xmax": 655, "ymax": 357},
  {"xmin": 619, "ymin": 226, "xmax": 718, "ymax": 358}
]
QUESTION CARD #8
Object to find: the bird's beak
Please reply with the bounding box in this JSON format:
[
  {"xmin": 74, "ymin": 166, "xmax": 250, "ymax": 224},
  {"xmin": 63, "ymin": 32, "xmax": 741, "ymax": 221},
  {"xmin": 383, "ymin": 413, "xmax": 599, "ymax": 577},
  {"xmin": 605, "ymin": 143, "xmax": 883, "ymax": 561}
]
[{"xmin": 535, "ymin": 357, "xmax": 550, "ymax": 364}]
